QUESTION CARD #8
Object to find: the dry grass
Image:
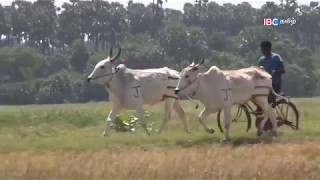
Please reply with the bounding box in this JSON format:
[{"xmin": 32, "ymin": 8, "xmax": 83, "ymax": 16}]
[{"xmin": 1, "ymin": 141, "xmax": 320, "ymax": 180}]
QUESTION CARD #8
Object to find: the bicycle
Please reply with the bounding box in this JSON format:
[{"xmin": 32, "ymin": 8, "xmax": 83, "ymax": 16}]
[{"xmin": 216, "ymin": 95, "xmax": 299, "ymax": 133}]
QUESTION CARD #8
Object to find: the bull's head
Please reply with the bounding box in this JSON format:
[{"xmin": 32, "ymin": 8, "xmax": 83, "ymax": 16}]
[
  {"xmin": 174, "ymin": 59, "xmax": 205, "ymax": 95},
  {"xmin": 87, "ymin": 48, "xmax": 121, "ymax": 84}
]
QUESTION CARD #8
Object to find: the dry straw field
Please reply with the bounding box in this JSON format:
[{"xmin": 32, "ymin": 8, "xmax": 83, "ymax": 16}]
[{"xmin": 0, "ymin": 98, "xmax": 320, "ymax": 179}]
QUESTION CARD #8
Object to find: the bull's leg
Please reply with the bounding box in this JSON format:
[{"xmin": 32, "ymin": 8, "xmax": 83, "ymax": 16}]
[
  {"xmin": 223, "ymin": 107, "xmax": 232, "ymax": 140},
  {"xmin": 252, "ymin": 97, "xmax": 268, "ymax": 136},
  {"xmin": 136, "ymin": 106, "xmax": 150, "ymax": 135},
  {"xmin": 159, "ymin": 99, "xmax": 173, "ymax": 133},
  {"xmin": 265, "ymin": 103, "xmax": 279, "ymax": 136},
  {"xmin": 173, "ymin": 100, "xmax": 190, "ymax": 133},
  {"xmin": 258, "ymin": 114, "xmax": 269, "ymax": 136},
  {"xmin": 253, "ymin": 97, "xmax": 279, "ymax": 136},
  {"xmin": 199, "ymin": 108, "xmax": 214, "ymax": 134},
  {"xmin": 103, "ymin": 106, "xmax": 120, "ymax": 136}
]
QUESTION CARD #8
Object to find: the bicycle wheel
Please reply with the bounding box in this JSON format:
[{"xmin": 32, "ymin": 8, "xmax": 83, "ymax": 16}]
[
  {"xmin": 272, "ymin": 98, "xmax": 299, "ymax": 130},
  {"xmin": 217, "ymin": 104, "xmax": 252, "ymax": 133}
]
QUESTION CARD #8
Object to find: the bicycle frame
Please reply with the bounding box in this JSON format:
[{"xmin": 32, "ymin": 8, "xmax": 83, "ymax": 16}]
[{"xmin": 217, "ymin": 96, "xmax": 299, "ymax": 133}]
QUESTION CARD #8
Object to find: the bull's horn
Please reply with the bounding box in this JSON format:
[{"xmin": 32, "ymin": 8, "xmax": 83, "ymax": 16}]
[
  {"xmin": 109, "ymin": 48, "xmax": 113, "ymax": 57},
  {"xmin": 110, "ymin": 48, "xmax": 121, "ymax": 62},
  {"xmin": 198, "ymin": 59, "xmax": 205, "ymax": 65}
]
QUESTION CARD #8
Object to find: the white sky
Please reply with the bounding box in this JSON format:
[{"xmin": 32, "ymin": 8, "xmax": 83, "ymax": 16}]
[{"xmin": 0, "ymin": 0, "xmax": 313, "ymax": 9}]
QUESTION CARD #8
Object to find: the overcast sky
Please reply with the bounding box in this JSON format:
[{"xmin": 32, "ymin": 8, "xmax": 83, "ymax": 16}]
[{"xmin": 0, "ymin": 0, "xmax": 313, "ymax": 9}]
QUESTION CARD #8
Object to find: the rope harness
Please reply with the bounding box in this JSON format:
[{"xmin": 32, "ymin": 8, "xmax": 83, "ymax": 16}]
[
  {"xmin": 91, "ymin": 72, "xmax": 115, "ymax": 88},
  {"xmin": 176, "ymin": 76, "xmax": 201, "ymax": 109}
]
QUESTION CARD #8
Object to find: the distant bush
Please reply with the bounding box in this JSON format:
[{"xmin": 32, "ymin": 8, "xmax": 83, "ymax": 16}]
[
  {"xmin": 36, "ymin": 53, "xmax": 69, "ymax": 78},
  {"xmin": 70, "ymin": 73, "xmax": 108, "ymax": 103},
  {"xmin": 35, "ymin": 72, "xmax": 77, "ymax": 104},
  {"xmin": 0, "ymin": 82, "xmax": 37, "ymax": 105},
  {"xmin": 0, "ymin": 46, "xmax": 45, "ymax": 83},
  {"xmin": 70, "ymin": 40, "xmax": 89, "ymax": 72}
]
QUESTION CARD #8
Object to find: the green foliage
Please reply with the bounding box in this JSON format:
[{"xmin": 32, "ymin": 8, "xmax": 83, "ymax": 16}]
[
  {"xmin": 35, "ymin": 72, "xmax": 74, "ymax": 104},
  {"xmin": 208, "ymin": 32, "xmax": 229, "ymax": 51},
  {"xmin": 283, "ymin": 64, "xmax": 310, "ymax": 96},
  {"xmin": 160, "ymin": 23, "xmax": 207, "ymax": 62},
  {"xmin": 0, "ymin": 5, "xmax": 11, "ymax": 40},
  {"xmin": 0, "ymin": 46, "xmax": 44, "ymax": 82},
  {"xmin": 29, "ymin": 0, "xmax": 57, "ymax": 53},
  {"xmin": 311, "ymin": 50, "xmax": 320, "ymax": 72},
  {"xmin": 127, "ymin": 3, "xmax": 153, "ymax": 35},
  {"xmin": 70, "ymin": 73, "xmax": 108, "ymax": 102},
  {"xmin": 236, "ymin": 26, "xmax": 279, "ymax": 55},
  {"xmin": 159, "ymin": 23, "xmax": 189, "ymax": 61},
  {"xmin": 1, "ymin": 0, "xmax": 320, "ymax": 104},
  {"xmin": 39, "ymin": 53, "xmax": 69, "ymax": 77},
  {"xmin": 70, "ymin": 40, "xmax": 89, "ymax": 72},
  {"xmin": 0, "ymin": 82, "xmax": 37, "ymax": 105},
  {"xmin": 122, "ymin": 34, "xmax": 165, "ymax": 68},
  {"xmin": 124, "ymin": 34, "xmax": 159, "ymax": 56},
  {"xmin": 89, "ymin": 51, "xmax": 108, "ymax": 67},
  {"xmin": 112, "ymin": 111, "xmax": 154, "ymax": 133},
  {"xmin": 112, "ymin": 113, "xmax": 139, "ymax": 132},
  {"xmin": 205, "ymin": 51, "xmax": 248, "ymax": 70}
]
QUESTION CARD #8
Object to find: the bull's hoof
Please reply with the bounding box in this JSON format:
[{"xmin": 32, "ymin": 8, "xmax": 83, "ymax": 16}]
[
  {"xmin": 103, "ymin": 131, "xmax": 108, "ymax": 137},
  {"xmin": 220, "ymin": 138, "xmax": 230, "ymax": 143},
  {"xmin": 158, "ymin": 128, "xmax": 164, "ymax": 134},
  {"xmin": 257, "ymin": 130, "xmax": 264, "ymax": 137},
  {"xmin": 272, "ymin": 136, "xmax": 280, "ymax": 142},
  {"xmin": 272, "ymin": 130, "xmax": 279, "ymax": 137},
  {"xmin": 144, "ymin": 129, "xmax": 151, "ymax": 136},
  {"xmin": 207, "ymin": 128, "xmax": 215, "ymax": 134},
  {"xmin": 185, "ymin": 129, "xmax": 192, "ymax": 134}
]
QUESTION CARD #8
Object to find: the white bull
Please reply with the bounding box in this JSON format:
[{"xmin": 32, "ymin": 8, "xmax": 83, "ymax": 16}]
[
  {"xmin": 88, "ymin": 48, "xmax": 189, "ymax": 135},
  {"xmin": 175, "ymin": 60, "xmax": 279, "ymax": 140}
]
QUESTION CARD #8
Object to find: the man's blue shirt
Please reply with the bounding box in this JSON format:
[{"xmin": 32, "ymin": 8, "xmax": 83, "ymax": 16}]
[{"xmin": 258, "ymin": 53, "xmax": 283, "ymax": 83}]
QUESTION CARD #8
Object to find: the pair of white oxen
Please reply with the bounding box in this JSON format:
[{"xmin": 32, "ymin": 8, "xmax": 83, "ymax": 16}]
[{"xmin": 87, "ymin": 48, "xmax": 279, "ymax": 140}]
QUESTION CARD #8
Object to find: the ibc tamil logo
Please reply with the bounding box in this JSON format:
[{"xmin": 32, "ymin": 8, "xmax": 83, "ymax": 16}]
[
  {"xmin": 263, "ymin": 18, "xmax": 296, "ymax": 26},
  {"xmin": 263, "ymin": 18, "xmax": 279, "ymax": 26}
]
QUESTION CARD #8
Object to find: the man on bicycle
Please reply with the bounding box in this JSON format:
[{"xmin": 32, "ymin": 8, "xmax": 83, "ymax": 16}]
[{"xmin": 258, "ymin": 40, "xmax": 286, "ymax": 103}]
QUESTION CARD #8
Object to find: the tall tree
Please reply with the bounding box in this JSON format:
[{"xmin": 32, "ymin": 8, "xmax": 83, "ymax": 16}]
[
  {"xmin": 0, "ymin": 5, "xmax": 11, "ymax": 46},
  {"xmin": 108, "ymin": 2, "xmax": 127, "ymax": 47},
  {"xmin": 159, "ymin": 23, "xmax": 207, "ymax": 62},
  {"xmin": 151, "ymin": 0, "xmax": 166, "ymax": 37},
  {"xmin": 57, "ymin": 1, "xmax": 82, "ymax": 48},
  {"xmin": 127, "ymin": 3, "xmax": 153, "ymax": 35},
  {"xmin": 10, "ymin": 0, "xmax": 33, "ymax": 45},
  {"xmin": 29, "ymin": 0, "xmax": 57, "ymax": 54},
  {"xmin": 70, "ymin": 39, "xmax": 89, "ymax": 72}
]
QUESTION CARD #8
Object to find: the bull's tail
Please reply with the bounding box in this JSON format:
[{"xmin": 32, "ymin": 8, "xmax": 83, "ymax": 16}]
[{"xmin": 271, "ymin": 88, "xmax": 289, "ymax": 103}]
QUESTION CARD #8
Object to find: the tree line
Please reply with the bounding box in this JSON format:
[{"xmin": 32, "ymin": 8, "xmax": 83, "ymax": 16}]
[{"xmin": 0, "ymin": 0, "xmax": 319, "ymax": 104}]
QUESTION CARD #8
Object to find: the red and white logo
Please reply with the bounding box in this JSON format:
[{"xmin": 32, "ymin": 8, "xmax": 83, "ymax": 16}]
[
  {"xmin": 263, "ymin": 18, "xmax": 272, "ymax": 26},
  {"xmin": 263, "ymin": 18, "xmax": 279, "ymax": 26}
]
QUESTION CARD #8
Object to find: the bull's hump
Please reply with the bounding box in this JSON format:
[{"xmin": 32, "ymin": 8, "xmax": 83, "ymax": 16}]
[
  {"xmin": 130, "ymin": 67, "xmax": 166, "ymax": 73},
  {"xmin": 223, "ymin": 67, "xmax": 271, "ymax": 80}
]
